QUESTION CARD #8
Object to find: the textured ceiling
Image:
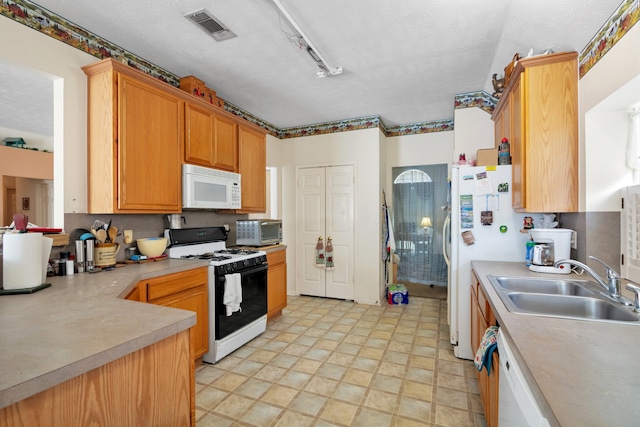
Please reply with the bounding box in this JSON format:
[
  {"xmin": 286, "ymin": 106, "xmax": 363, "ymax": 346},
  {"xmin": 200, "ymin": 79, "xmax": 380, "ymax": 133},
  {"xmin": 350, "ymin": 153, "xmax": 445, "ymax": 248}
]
[
  {"xmin": 0, "ymin": 0, "xmax": 624, "ymax": 136},
  {"xmin": 0, "ymin": 56, "xmax": 54, "ymax": 137}
]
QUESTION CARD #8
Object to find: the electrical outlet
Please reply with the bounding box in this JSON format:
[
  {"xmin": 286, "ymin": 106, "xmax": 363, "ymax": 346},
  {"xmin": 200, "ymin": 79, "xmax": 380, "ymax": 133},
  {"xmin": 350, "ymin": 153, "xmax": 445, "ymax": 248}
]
[
  {"xmin": 123, "ymin": 229, "xmax": 133, "ymax": 244},
  {"xmin": 572, "ymin": 231, "xmax": 578, "ymax": 249}
]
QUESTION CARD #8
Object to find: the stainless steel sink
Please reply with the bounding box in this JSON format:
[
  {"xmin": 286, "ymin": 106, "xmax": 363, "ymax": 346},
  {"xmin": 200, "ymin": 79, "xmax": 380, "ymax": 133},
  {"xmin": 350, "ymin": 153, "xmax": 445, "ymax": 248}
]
[
  {"xmin": 507, "ymin": 293, "xmax": 639, "ymax": 321},
  {"xmin": 487, "ymin": 275, "xmax": 640, "ymax": 323},
  {"xmin": 491, "ymin": 276, "xmax": 596, "ymax": 296}
]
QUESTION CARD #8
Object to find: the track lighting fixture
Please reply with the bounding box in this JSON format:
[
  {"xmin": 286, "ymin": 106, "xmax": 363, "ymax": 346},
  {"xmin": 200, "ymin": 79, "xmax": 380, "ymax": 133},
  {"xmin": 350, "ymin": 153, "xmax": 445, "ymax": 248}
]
[{"xmin": 272, "ymin": 0, "xmax": 343, "ymax": 78}]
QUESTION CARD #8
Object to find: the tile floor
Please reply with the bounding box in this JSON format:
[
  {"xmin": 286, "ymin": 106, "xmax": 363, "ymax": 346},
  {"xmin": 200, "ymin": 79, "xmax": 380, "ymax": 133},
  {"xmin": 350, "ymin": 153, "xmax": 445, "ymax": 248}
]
[{"xmin": 195, "ymin": 296, "xmax": 486, "ymax": 427}]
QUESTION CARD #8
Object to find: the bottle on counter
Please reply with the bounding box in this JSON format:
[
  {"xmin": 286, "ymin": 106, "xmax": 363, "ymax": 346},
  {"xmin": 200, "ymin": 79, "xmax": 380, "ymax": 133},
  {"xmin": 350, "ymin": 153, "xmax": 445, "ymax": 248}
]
[
  {"xmin": 498, "ymin": 137, "xmax": 511, "ymax": 165},
  {"xmin": 525, "ymin": 240, "xmax": 536, "ymax": 266}
]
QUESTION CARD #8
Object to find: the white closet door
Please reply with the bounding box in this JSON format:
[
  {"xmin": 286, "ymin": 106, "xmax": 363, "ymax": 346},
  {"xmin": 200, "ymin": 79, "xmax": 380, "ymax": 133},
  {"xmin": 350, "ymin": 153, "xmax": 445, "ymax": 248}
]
[
  {"xmin": 296, "ymin": 165, "xmax": 354, "ymax": 299},
  {"xmin": 325, "ymin": 165, "xmax": 354, "ymax": 300},
  {"xmin": 297, "ymin": 167, "xmax": 327, "ymax": 297}
]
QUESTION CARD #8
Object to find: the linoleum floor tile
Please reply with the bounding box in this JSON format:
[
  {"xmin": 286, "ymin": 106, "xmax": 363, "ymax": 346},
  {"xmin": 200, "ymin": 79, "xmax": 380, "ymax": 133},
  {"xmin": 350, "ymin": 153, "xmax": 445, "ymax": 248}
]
[{"xmin": 195, "ymin": 295, "xmax": 481, "ymax": 427}]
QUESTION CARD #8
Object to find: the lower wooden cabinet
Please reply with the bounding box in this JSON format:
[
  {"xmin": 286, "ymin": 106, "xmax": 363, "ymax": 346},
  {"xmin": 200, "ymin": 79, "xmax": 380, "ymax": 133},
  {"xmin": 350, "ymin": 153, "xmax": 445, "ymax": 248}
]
[
  {"xmin": 471, "ymin": 270, "xmax": 499, "ymax": 427},
  {"xmin": 129, "ymin": 267, "xmax": 209, "ymax": 360},
  {"xmin": 266, "ymin": 248, "xmax": 287, "ymax": 321},
  {"xmin": 0, "ymin": 330, "xmax": 193, "ymax": 427}
]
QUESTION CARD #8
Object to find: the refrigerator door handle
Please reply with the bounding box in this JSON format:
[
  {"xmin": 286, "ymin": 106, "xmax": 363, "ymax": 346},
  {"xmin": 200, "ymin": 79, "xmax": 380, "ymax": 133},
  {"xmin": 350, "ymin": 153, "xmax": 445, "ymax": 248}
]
[{"xmin": 443, "ymin": 213, "xmax": 451, "ymax": 266}]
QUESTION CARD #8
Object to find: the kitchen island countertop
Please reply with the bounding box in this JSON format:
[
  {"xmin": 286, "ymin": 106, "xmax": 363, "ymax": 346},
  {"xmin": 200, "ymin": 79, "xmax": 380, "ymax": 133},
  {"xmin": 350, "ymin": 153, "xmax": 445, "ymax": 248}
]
[
  {"xmin": 472, "ymin": 261, "xmax": 640, "ymax": 427},
  {"xmin": 0, "ymin": 259, "xmax": 209, "ymax": 409}
]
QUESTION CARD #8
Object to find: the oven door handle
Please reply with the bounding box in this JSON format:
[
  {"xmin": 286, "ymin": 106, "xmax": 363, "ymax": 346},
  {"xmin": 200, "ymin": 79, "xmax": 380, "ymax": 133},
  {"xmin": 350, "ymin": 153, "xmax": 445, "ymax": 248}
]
[{"xmin": 237, "ymin": 263, "xmax": 268, "ymax": 276}]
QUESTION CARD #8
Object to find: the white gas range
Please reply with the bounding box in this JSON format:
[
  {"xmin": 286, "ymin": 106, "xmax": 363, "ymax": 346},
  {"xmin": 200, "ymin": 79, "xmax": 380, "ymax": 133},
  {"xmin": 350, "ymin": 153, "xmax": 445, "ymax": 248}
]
[{"xmin": 165, "ymin": 227, "xmax": 268, "ymax": 363}]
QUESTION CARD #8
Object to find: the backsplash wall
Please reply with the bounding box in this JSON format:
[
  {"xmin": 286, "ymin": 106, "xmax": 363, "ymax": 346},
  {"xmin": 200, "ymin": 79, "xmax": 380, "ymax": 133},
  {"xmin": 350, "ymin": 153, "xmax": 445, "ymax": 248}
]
[
  {"xmin": 560, "ymin": 211, "xmax": 621, "ymax": 274},
  {"xmin": 54, "ymin": 212, "xmax": 250, "ymax": 261}
]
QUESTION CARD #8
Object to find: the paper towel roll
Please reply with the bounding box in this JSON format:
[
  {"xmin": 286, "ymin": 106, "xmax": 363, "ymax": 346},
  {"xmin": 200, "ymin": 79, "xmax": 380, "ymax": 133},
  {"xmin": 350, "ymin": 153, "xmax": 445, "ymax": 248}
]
[
  {"xmin": 42, "ymin": 236, "xmax": 53, "ymax": 283},
  {"xmin": 3, "ymin": 232, "xmax": 46, "ymax": 290}
]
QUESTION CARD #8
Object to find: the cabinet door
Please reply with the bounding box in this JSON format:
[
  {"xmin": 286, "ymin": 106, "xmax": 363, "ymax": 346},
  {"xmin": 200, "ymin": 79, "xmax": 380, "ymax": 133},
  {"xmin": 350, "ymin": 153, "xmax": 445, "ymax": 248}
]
[
  {"xmin": 237, "ymin": 126, "xmax": 266, "ymax": 213},
  {"xmin": 510, "ymin": 78, "xmax": 525, "ymax": 210},
  {"xmin": 524, "ymin": 58, "xmax": 578, "ymax": 212},
  {"xmin": 267, "ymin": 249, "xmax": 287, "ymax": 320},
  {"xmin": 477, "ymin": 311, "xmax": 490, "ymax": 418},
  {"xmin": 141, "ymin": 268, "xmax": 209, "ymax": 359},
  {"xmin": 494, "ymin": 95, "xmax": 511, "ymax": 149},
  {"xmin": 470, "ymin": 286, "xmax": 480, "ymax": 356},
  {"xmin": 213, "ymin": 115, "xmax": 238, "ymax": 172},
  {"xmin": 151, "ymin": 286, "xmax": 209, "ymax": 359},
  {"xmin": 184, "ymin": 101, "xmax": 215, "ymax": 167},
  {"xmin": 118, "ymin": 74, "xmax": 183, "ymax": 212}
]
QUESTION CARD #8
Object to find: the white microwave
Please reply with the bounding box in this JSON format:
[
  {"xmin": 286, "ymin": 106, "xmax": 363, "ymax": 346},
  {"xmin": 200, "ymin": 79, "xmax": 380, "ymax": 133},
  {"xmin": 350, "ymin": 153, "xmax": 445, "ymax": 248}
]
[{"xmin": 182, "ymin": 164, "xmax": 241, "ymax": 209}]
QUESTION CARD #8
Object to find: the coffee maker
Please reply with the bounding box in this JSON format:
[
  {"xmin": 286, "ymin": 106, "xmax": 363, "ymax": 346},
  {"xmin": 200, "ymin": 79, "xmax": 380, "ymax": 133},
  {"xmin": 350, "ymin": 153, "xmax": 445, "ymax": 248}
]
[{"xmin": 528, "ymin": 228, "xmax": 576, "ymax": 274}]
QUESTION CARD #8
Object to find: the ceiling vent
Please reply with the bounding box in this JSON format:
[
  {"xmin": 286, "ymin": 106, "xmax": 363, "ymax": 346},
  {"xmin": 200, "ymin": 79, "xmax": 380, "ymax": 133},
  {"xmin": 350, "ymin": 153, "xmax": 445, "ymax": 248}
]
[{"xmin": 185, "ymin": 9, "xmax": 236, "ymax": 42}]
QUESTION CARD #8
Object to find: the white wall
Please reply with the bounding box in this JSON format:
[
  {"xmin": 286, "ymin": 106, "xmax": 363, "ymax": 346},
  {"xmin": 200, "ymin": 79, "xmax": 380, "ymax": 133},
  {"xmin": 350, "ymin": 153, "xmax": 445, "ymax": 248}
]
[
  {"xmin": 279, "ymin": 128, "xmax": 383, "ymax": 305},
  {"xmin": 579, "ymin": 24, "xmax": 640, "ymax": 212},
  {"xmin": 386, "ymin": 130, "xmax": 455, "ymax": 168},
  {"xmin": 378, "ymin": 126, "xmax": 388, "ymax": 302},
  {"xmin": 0, "ymin": 17, "xmax": 98, "ymax": 228},
  {"xmin": 385, "ymin": 129, "xmax": 455, "ymax": 211},
  {"xmin": 452, "ymin": 107, "xmax": 495, "ymax": 164}
]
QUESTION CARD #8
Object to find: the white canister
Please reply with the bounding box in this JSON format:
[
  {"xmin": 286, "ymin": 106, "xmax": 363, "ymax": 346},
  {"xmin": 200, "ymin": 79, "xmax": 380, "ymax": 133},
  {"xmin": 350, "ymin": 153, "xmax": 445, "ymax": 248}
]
[{"xmin": 2, "ymin": 232, "xmax": 50, "ymax": 290}]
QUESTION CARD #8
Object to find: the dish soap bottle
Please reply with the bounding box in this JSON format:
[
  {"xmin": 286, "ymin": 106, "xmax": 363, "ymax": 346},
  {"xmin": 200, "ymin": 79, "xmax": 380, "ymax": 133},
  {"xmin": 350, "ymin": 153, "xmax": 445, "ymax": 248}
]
[{"xmin": 498, "ymin": 137, "xmax": 511, "ymax": 165}]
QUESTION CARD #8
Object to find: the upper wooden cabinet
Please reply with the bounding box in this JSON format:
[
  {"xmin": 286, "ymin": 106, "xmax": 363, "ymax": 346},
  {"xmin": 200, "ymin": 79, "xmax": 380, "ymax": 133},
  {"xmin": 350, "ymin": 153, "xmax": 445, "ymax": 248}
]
[
  {"xmin": 83, "ymin": 60, "xmax": 184, "ymax": 213},
  {"xmin": 184, "ymin": 101, "xmax": 238, "ymax": 172},
  {"xmin": 84, "ymin": 59, "xmax": 268, "ymax": 214},
  {"xmin": 237, "ymin": 125, "xmax": 267, "ymax": 213},
  {"xmin": 491, "ymin": 51, "xmax": 578, "ymax": 213}
]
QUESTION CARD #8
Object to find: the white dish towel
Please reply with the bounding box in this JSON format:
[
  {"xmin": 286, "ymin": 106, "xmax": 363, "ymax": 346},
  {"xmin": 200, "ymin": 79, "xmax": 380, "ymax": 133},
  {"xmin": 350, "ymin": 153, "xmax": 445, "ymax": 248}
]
[{"xmin": 223, "ymin": 273, "xmax": 242, "ymax": 316}]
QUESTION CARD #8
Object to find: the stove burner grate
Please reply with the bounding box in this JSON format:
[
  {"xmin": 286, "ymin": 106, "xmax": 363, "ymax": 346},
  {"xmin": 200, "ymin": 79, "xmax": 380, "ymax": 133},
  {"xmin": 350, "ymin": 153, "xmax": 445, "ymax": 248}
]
[
  {"xmin": 180, "ymin": 253, "xmax": 232, "ymax": 261},
  {"xmin": 216, "ymin": 249, "xmax": 259, "ymax": 255}
]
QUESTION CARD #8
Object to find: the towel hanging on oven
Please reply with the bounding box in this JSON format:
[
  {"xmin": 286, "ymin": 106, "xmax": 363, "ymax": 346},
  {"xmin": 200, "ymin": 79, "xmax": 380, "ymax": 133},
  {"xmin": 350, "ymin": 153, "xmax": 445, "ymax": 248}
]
[{"xmin": 223, "ymin": 273, "xmax": 242, "ymax": 316}]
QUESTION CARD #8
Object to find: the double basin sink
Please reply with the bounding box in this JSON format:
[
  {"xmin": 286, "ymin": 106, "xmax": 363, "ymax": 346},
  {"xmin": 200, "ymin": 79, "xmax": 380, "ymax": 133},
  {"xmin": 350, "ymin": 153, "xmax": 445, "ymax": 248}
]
[{"xmin": 487, "ymin": 276, "xmax": 640, "ymax": 323}]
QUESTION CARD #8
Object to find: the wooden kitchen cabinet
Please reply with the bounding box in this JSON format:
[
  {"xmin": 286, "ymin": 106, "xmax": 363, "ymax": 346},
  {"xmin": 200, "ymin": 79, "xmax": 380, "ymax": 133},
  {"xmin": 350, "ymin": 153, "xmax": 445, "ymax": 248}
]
[
  {"xmin": 0, "ymin": 330, "xmax": 194, "ymax": 427},
  {"xmin": 492, "ymin": 51, "xmax": 578, "ymax": 212},
  {"xmin": 82, "ymin": 59, "xmax": 183, "ymax": 213},
  {"xmin": 266, "ymin": 248, "xmax": 287, "ymax": 321},
  {"xmin": 493, "ymin": 90, "xmax": 510, "ymax": 149},
  {"xmin": 471, "ymin": 271, "xmax": 499, "ymax": 427},
  {"xmin": 184, "ymin": 101, "xmax": 238, "ymax": 172},
  {"xmin": 134, "ymin": 267, "xmax": 209, "ymax": 360},
  {"xmin": 237, "ymin": 125, "xmax": 267, "ymax": 213}
]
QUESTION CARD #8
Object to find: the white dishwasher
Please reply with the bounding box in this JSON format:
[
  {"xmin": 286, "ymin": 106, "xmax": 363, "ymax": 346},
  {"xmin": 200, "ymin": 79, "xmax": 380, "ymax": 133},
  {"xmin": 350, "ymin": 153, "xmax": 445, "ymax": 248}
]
[{"xmin": 497, "ymin": 329, "xmax": 550, "ymax": 427}]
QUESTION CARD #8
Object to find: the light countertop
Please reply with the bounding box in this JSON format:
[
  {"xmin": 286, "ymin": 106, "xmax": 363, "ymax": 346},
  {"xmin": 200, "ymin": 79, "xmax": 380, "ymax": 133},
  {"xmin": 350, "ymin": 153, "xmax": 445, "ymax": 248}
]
[
  {"xmin": 0, "ymin": 259, "xmax": 209, "ymax": 409},
  {"xmin": 233, "ymin": 244, "xmax": 286, "ymax": 253},
  {"xmin": 472, "ymin": 261, "xmax": 640, "ymax": 427}
]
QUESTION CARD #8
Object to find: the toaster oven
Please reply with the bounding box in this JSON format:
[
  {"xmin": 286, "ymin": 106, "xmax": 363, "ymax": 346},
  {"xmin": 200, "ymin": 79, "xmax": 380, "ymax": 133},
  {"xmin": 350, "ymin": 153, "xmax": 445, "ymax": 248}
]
[{"xmin": 236, "ymin": 219, "xmax": 282, "ymax": 246}]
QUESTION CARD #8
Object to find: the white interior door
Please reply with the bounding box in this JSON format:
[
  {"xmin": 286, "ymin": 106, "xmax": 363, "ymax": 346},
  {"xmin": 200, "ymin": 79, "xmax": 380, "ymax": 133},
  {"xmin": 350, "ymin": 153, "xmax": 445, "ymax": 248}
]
[{"xmin": 297, "ymin": 165, "xmax": 354, "ymax": 300}]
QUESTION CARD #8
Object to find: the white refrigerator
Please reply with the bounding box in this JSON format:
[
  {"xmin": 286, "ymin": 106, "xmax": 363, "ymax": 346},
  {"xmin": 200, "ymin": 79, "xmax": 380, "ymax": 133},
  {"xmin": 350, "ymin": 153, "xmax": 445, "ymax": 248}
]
[{"xmin": 446, "ymin": 165, "xmax": 530, "ymax": 360}]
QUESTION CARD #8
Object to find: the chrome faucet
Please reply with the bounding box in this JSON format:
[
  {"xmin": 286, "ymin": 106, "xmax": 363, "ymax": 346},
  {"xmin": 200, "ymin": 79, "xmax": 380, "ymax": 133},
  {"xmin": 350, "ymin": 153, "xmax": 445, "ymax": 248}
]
[{"xmin": 554, "ymin": 256, "xmax": 630, "ymax": 305}]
